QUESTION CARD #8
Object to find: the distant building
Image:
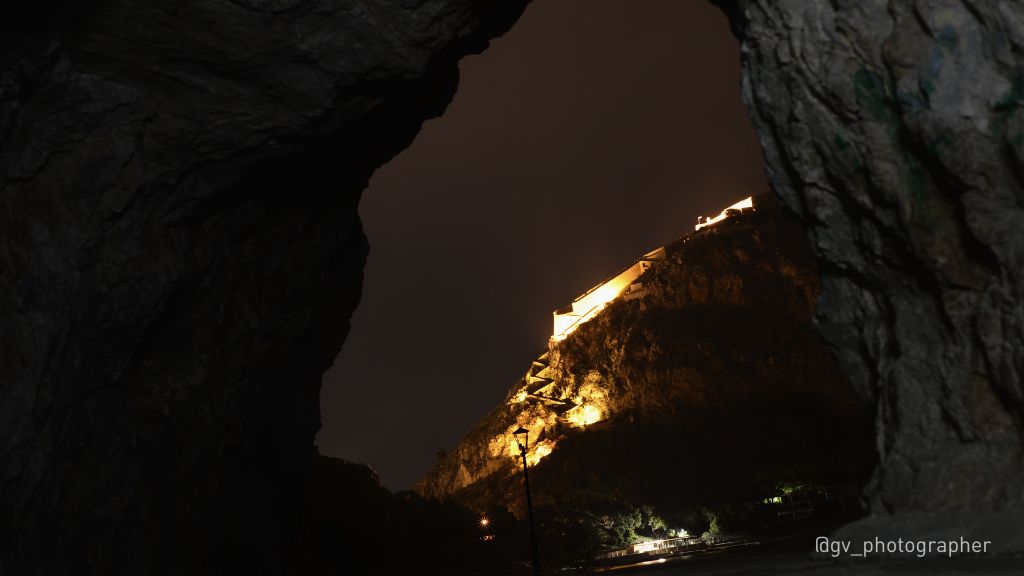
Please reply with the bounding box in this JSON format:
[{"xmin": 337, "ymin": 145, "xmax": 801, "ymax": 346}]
[
  {"xmin": 550, "ymin": 196, "xmax": 755, "ymax": 343},
  {"xmin": 551, "ymin": 247, "xmax": 666, "ymax": 342},
  {"xmin": 694, "ymin": 196, "xmax": 754, "ymax": 231}
]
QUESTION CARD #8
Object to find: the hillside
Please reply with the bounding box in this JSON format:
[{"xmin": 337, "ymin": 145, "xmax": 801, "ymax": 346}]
[{"xmin": 415, "ymin": 195, "xmax": 875, "ymax": 525}]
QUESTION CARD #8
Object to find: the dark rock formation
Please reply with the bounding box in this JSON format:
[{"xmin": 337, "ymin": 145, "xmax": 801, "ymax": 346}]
[
  {"xmin": 716, "ymin": 0, "xmax": 1024, "ymax": 514},
  {"xmin": 302, "ymin": 450, "xmax": 527, "ymax": 575},
  {"xmin": 0, "ymin": 1, "xmax": 527, "ymax": 573},
  {"xmin": 5, "ymin": 0, "xmax": 1024, "ymax": 572},
  {"xmin": 416, "ymin": 196, "xmax": 875, "ymax": 518}
]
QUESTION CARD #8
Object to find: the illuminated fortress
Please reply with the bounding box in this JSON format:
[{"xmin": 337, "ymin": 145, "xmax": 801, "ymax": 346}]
[
  {"xmin": 551, "ymin": 247, "xmax": 666, "ymax": 342},
  {"xmin": 551, "ymin": 196, "xmax": 755, "ymax": 342}
]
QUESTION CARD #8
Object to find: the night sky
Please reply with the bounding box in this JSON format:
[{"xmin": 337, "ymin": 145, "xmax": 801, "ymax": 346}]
[{"xmin": 317, "ymin": 0, "xmax": 768, "ymax": 490}]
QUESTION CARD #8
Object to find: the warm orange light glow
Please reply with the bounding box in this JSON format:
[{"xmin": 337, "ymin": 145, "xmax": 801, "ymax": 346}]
[
  {"xmin": 564, "ymin": 377, "xmax": 610, "ymax": 428},
  {"xmin": 507, "ymin": 387, "xmax": 528, "ymax": 405},
  {"xmin": 507, "ymin": 437, "xmax": 521, "ymax": 458},
  {"xmin": 526, "ymin": 439, "xmax": 556, "ymax": 466},
  {"xmin": 565, "ymin": 403, "xmax": 603, "ymax": 427},
  {"xmin": 552, "ymin": 247, "xmax": 666, "ymax": 341},
  {"xmin": 487, "ymin": 423, "xmax": 559, "ymax": 468},
  {"xmin": 479, "ymin": 517, "xmax": 490, "ymax": 527},
  {"xmin": 634, "ymin": 540, "xmax": 666, "ymax": 553},
  {"xmin": 487, "ymin": 414, "xmax": 559, "ymax": 464},
  {"xmin": 694, "ymin": 196, "xmax": 753, "ymax": 231}
]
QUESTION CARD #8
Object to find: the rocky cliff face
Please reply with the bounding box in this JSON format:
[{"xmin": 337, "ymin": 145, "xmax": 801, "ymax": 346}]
[
  {"xmin": 0, "ymin": 1, "xmax": 526, "ymax": 573},
  {"xmin": 416, "ymin": 197, "xmax": 875, "ymax": 515},
  {"xmin": 718, "ymin": 0, "xmax": 1024, "ymax": 514}
]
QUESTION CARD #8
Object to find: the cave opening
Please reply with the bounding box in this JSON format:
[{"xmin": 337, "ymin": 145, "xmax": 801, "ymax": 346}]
[
  {"xmin": 319, "ymin": 0, "xmax": 768, "ymax": 489},
  {"xmin": 313, "ymin": 0, "xmax": 876, "ymax": 570}
]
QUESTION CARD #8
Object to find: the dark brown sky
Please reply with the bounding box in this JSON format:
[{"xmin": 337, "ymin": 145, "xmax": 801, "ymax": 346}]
[{"xmin": 317, "ymin": 0, "xmax": 768, "ymax": 490}]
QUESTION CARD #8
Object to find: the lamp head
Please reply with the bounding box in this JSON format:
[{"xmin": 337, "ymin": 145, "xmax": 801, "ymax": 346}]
[{"xmin": 512, "ymin": 426, "xmax": 529, "ymax": 452}]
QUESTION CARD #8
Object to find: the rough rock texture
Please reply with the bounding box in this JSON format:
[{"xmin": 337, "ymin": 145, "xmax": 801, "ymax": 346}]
[
  {"xmin": 0, "ymin": 1, "xmax": 527, "ymax": 573},
  {"xmin": 6, "ymin": 0, "xmax": 1024, "ymax": 572},
  {"xmin": 416, "ymin": 197, "xmax": 875, "ymax": 514},
  {"xmin": 716, "ymin": 0, "xmax": 1024, "ymax": 513},
  {"xmin": 301, "ymin": 450, "xmax": 527, "ymax": 575}
]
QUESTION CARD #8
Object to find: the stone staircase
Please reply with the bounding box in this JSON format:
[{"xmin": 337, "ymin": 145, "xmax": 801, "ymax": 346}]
[{"xmin": 521, "ymin": 352, "xmax": 571, "ymax": 409}]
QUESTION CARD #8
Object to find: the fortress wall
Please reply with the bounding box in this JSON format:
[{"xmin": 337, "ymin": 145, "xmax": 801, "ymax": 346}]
[{"xmin": 552, "ymin": 247, "xmax": 667, "ymax": 340}]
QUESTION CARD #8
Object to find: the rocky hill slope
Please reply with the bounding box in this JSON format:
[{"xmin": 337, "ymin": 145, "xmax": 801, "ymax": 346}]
[{"xmin": 415, "ymin": 196, "xmax": 875, "ymax": 516}]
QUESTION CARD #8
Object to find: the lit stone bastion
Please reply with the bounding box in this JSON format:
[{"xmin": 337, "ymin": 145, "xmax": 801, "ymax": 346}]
[
  {"xmin": 550, "ymin": 196, "xmax": 755, "ymax": 344},
  {"xmin": 694, "ymin": 196, "xmax": 754, "ymax": 232},
  {"xmin": 550, "ymin": 247, "xmax": 667, "ymax": 343}
]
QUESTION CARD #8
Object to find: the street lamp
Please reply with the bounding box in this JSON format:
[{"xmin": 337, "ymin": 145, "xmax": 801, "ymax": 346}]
[{"xmin": 513, "ymin": 426, "xmax": 542, "ymax": 576}]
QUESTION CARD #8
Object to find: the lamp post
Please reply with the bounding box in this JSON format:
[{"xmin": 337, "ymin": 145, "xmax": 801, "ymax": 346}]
[{"xmin": 513, "ymin": 426, "xmax": 542, "ymax": 576}]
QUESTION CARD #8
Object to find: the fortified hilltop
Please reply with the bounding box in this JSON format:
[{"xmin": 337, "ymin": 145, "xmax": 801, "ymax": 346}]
[{"xmin": 414, "ymin": 195, "xmax": 875, "ymax": 517}]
